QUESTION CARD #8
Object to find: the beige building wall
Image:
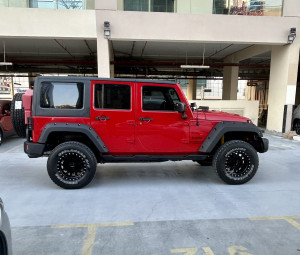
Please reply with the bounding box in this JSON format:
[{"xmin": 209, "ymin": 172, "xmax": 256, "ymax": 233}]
[{"xmin": 0, "ymin": 7, "xmax": 97, "ymax": 38}]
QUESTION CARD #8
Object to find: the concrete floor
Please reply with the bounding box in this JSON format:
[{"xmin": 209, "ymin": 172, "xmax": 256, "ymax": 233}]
[{"xmin": 0, "ymin": 135, "xmax": 300, "ymax": 255}]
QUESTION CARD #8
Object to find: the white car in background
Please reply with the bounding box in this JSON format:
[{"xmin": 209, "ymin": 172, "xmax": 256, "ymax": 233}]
[
  {"xmin": 0, "ymin": 198, "xmax": 12, "ymax": 255},
  {"xmin": 293, "ymin": 105, "xmax": 300, "ymax": 135}
]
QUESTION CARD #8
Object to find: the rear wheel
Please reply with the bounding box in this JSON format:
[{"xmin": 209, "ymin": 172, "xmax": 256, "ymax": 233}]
[
  {"xmin": 294, "ymin": 119, "xmax": 300, "ymax": 135},
  {"xmin": 47, "ymin": 141, "xmax": 97, "ymax": 189},
  {"xmin": 213, "ymin": 140, "xmax": 259, "ymax": 185},
  {"xmin": 11, "ymin": 93, "xmax": 26, "ymax": 138}
]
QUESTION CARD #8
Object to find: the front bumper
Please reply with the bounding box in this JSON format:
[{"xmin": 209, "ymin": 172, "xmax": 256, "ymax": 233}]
[
  {"xmin": 24, "ymin": 141, "xmax": 45, "ymax": 158},
  {"xmin": 261, "ymin": 137, "xmax": 269, "ymax": 153}
]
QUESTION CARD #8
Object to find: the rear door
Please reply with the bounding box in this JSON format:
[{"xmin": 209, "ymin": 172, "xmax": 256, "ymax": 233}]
[
  {"xmin": 135, "ymin": 83, "xmax": 190, "ymax": 153},
  {"xmin": 90, "ymin": 80, "xmax": 135, "ymax": 152}
]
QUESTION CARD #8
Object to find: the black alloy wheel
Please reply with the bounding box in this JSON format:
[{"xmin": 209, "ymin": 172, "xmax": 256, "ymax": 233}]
[
  {"xmin": 47, "ymin": 141, "xmax": 97, "ymax": 189},
  {"xmin": 213, "ymin": 140, "xmax": 259, "ymax": 185}
]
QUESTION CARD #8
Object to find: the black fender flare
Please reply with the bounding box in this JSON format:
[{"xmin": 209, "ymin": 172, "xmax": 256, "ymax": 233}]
[
  {"xmin": 38, "ymin": 123, "xmax": 108, "ymax": 153},
  {"xmin": 199, "ymin": 121, "xmax": 264, "ymax": 153}
]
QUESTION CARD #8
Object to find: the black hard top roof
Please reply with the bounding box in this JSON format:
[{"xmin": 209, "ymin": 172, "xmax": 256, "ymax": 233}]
[{"xmin": 35, "ymin": 76, "xmax": 177, "ymax": 85}]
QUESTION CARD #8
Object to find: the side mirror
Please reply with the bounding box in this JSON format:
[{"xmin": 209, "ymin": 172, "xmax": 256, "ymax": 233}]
[
  {"xmin": 174, "ymin": 102, "xmax": 188, "ymax": 120},
  {"xmin": 174, "ymin": 102, "xmax": 186, "ymax": 113}
]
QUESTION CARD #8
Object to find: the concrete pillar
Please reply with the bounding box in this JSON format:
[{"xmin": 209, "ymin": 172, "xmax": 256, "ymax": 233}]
[
  {"xmin": 187, "ymin": 78, "xmax": 197, "ymax": 100},
  {"xmin": 97, "ymin": 37, "xmax": 111, "ymax": 78},
  {"xmin": 267, "ymin": 44, "xmax": 300, "ymax": 133},
  {"xmin": 222, "ymin": 65, "xmax": 239, "ymax": 100}
]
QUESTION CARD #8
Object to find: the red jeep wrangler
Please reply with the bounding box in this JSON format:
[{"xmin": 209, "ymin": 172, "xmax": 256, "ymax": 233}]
[{"xmin": 21, "ymin": 77, "xmax": 268, "ymax": 189}]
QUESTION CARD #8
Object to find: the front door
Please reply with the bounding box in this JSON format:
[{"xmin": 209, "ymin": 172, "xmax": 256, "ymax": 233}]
[
  {"xmin": 135, "ymin": 83, "xmax": 190, "ymax": 153},
  {"xmin": 90, "ymin": 81, "xmax": 135, "ymax": 153}
]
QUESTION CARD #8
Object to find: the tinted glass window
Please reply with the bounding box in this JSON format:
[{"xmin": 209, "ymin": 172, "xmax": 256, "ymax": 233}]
[
  {"xmin": 124, "ymin": 0, "xmax": 148, "ymax": 11},
  {"xmin": 94, "ymin": 84, "xmax": 131, "ymax": 110},
  {"xmin": 142, "ymin": 86, "xmax": 180, "ymax": 111},
  {"xmin": 151, "ymin": 0, "xmax": 174, "ymax": 12},
  {"xmin": 40, "ymin": 82, "xmax": 84, "ymax": 109}
]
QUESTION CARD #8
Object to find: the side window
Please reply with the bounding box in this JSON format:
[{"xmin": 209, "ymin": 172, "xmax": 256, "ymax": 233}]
[
  {"xmin": 40, "ymin": 82, "xmax": 84, "ymax": 109},
  {"xmin": 94, "ymin": 84, "xmax": 131, "ymax": 110},
  {"xmin": 142, "ymin": 86, "xmax": 181, "ymax": 111}
]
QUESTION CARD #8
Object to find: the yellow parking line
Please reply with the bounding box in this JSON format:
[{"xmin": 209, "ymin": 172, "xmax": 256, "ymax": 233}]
[
  {"xmin": 250, "ymin": 215, "xmax": 300, "ymax": 230},
  {"xmin": 52, "ymin": 222, "xmax": 135, "ymax": 229},
  {"xmin": 81, "ymin": 225, "xmax": 98, "ymax": 255},
  {"xmin": 4, "ymin": 144, "xmax": 23, "ymax": 153},
  {"xmin": 51, "ymin": 222, "xmax": 135, "ymax": 255}
]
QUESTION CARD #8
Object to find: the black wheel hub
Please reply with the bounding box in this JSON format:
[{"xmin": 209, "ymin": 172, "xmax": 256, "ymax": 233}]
[
  {"xmin": 225, "ymin": 150, "xmax": 252, "ymax": 178},
  {"xmin": 56, "ymin": 150, "xmax": 88, "ymax": 182}
]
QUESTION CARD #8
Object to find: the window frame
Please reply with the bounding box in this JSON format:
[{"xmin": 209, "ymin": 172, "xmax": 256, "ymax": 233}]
[{"xmin": 34, "ymin": 77, "xmax": 90, "ymax": 118}]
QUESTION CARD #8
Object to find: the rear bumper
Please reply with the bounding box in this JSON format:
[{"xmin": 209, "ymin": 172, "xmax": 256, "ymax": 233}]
[{"xmin": 24, "ymin": 141, "xmax": 45, "ymax": 158}]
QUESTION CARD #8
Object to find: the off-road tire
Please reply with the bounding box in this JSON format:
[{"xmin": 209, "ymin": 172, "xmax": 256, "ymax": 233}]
[
  {"xmin": 294, "ymin": 119, "xmax": 300, "ymax": 135},
  {"xmin": 47, "ymin": 141, "xmax": 97, "ymax": 189},
  {"xmin": 11, "ymin": 93, "xmax": 26, "ymax": 138},
  {"xmin": 212, "ymin": 140, "xmax": 259, "ymax": 185}
]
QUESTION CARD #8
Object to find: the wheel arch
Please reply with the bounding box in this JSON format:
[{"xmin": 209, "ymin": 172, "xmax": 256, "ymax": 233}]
[
  {"xmin": 38, "ymin": 123, "xmax": 108, "ymax": 156},
  {"xmin": 199, "ymin": 121, "xmax": 267, "ymax": 154}
]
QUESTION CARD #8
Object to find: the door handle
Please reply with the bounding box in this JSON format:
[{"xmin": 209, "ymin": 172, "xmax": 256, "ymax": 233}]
[
  {"xmin": 140, "ymin": 117, "xmax": 153, "ymax": 121},
  {"xmin": 96, "ymin": 116, "xmax": 110, "ymax": 120}
]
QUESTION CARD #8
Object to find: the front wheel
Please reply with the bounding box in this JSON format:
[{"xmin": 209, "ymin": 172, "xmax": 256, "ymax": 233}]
[
  {"xmin": 212, "ymin": 140, "xmax": 259, "ymax": 185},
  {"xmin": 47, "ymin": 141, "xmax": 97, "ymax": 189},
  {"xmin": 294, "ymin": 119, "xmax": 300, "ymax": 135}
]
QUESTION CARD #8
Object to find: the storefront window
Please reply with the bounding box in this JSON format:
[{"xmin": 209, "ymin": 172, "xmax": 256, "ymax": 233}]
[
  {"xmin": 124, "ymin": 0, "xmax": 175, "ymax": 12},
  {"xmin": 151, "ymin": 0, "xmax": 174, "ymax": 12},
  {"xmin": 213, "ymin": 0, "xmax": 283, "ymax": 16},
  {"xmin": 124, "ymin": 0, "xmax": 148, "ymax": 11},
  {"xmin": 29, "ymin": 0, "xmax": 85, "ymax": 9}
]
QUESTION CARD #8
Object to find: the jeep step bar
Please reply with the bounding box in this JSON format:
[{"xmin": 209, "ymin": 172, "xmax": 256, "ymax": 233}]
[{"xmin": 101, "ymin": 155, "xmax": 208, "ymax": 163}]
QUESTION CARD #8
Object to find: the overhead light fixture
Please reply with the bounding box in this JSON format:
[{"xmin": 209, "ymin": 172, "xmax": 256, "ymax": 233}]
[
  {"xmin": 104, "ymin": 21, "xmax": 111, "ymax": 39},
  {"xmin": 287, "ymin": 27, "xmax": 296, "ymax": 44},
  {"xmin": 0, "ymin": 41, "xmax": 13, "ymax": 66},
  {"xmin": 0, "ymin": 62, "xmax": 13, "ymax": 66},
  {"xmin": 181, "ymin": 45, "xmax": 210, "ymax": 69},
  {"xmin": 180, "ymin": 65, "xmax": 210, "ymax": 69}
]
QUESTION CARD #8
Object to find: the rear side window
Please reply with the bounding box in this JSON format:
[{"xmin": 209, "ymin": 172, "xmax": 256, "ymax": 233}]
[
  {"xmin": 94, "ymin": 84, "xmax": 131, "ymax": 110},
  {"xmin": 40, "ymin": 82, "xmax": 84, "ymax": 109}
]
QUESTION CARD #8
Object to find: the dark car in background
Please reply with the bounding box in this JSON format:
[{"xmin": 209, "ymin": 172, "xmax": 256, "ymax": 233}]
[
  {"xmin": 0, "ymin": 100, "xmax": 15, "ymax": 145},
  {"xmin": 0, "ymin": 197, "xmax": 12, "ymax": 255}
]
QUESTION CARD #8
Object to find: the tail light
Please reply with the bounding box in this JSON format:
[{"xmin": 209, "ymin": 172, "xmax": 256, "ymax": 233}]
[{"xmin": 28, "ymin": 117, "xmax": 33, "ymax": 131}]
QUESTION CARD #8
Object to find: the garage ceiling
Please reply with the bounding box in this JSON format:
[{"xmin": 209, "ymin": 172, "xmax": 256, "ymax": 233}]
[{"xmin": 0, "ymin": 37, "xmax": 272, "ymax": 79}]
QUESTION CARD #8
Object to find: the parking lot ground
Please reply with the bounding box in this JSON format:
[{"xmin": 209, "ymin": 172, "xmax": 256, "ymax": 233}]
[
  {"xmin": 12, "ymin": 216, "xmax": 300, "ymax": 255},
  {"xmin": 1, "ymin": 134, "xmax": 300, "ymax": 254}
]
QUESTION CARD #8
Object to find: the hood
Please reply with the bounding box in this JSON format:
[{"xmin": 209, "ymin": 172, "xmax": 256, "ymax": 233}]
[{"xmin": 193, "ymin": 110, "xmax": 249, "ymax": 122}]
